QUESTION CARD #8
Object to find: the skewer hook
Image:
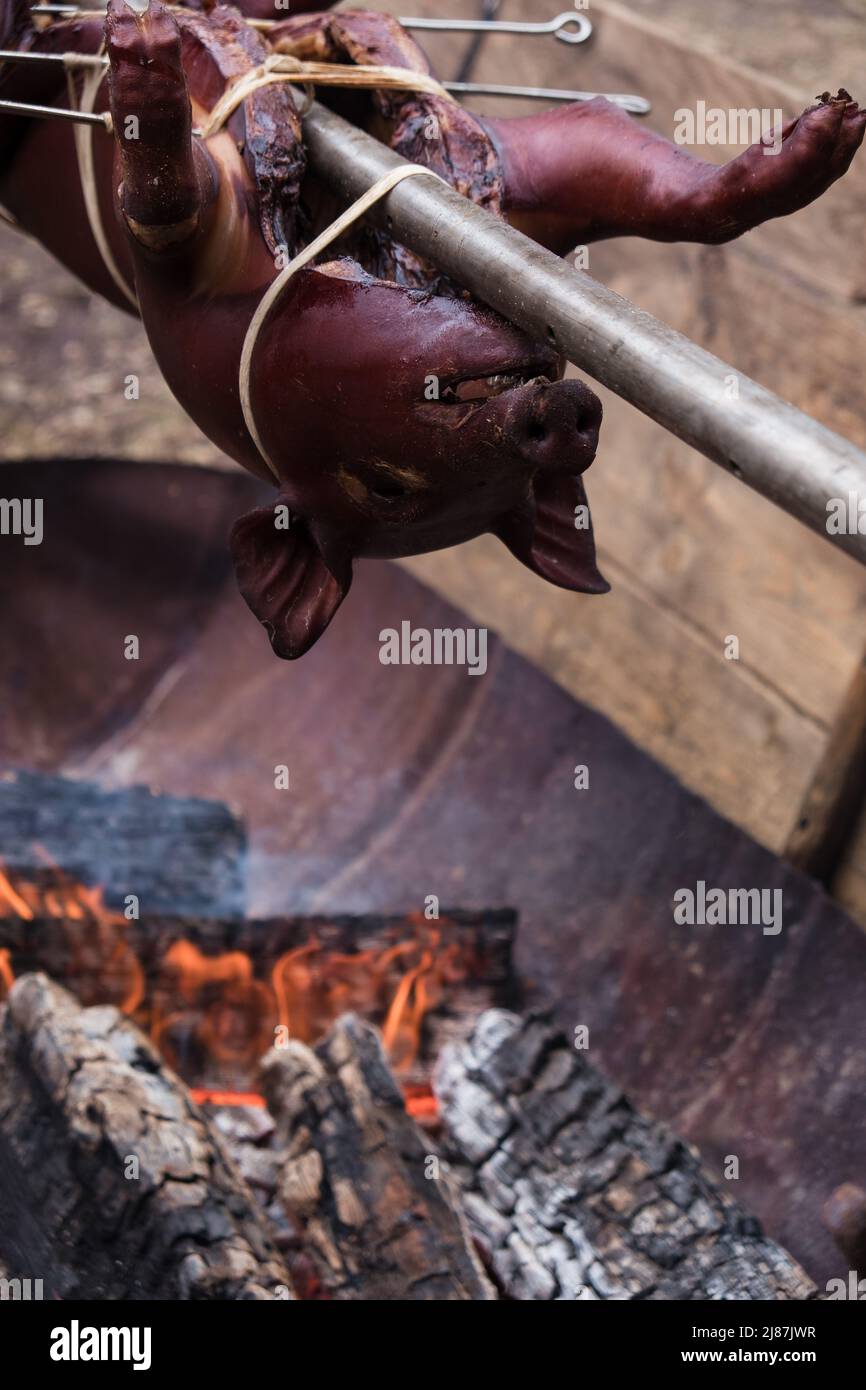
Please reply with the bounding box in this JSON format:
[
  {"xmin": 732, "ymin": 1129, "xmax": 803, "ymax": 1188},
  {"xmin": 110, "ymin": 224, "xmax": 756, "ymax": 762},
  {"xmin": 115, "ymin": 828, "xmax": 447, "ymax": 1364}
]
[{"xmin": 397, "ymin": 10, "xmax": 592, "ymax": 45}]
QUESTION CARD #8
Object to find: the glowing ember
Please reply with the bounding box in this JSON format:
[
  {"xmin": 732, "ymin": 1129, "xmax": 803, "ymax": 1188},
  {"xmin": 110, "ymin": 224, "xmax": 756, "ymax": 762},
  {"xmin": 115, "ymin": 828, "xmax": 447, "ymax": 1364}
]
[{"xmin": 189, "ymin": 1088, "xmax": 268, "ymax": 1109}]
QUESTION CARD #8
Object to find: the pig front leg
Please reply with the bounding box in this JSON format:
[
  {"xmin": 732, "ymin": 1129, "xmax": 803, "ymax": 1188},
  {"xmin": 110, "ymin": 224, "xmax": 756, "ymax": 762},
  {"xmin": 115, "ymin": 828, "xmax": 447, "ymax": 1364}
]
[
  {"xmin": 483, "ymin": 92, "xmax": 865, "ymax": 255},
  {"xmin": 106, "ymin": 0, "xmax": 217, "ymax": 255}
]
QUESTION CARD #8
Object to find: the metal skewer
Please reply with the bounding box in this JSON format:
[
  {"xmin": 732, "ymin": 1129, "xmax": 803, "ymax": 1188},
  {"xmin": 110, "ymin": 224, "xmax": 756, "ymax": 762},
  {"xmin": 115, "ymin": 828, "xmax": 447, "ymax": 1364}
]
[
  {"xmin": 0, "ymin": 51, "xmax": 650, "ymax": 113},
  {"xmin": 448, "ymin": 81, "xmax": 649, "ymax": 114},
  {"xmin": 0, "ymin": 47, "xmax": 104, "ymax": 65},
  {"xmin": 0, "ymin": 47, "xmax": 649, "ymax": 113},
  {"xmin": 0, "ymin": 95, "xmax": 107, "ymax": 124}
]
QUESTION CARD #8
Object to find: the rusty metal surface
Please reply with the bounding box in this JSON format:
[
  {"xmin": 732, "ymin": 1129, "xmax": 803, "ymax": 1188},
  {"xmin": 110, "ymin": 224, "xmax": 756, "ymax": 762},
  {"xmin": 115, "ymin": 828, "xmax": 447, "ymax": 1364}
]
[{"xmin": 0, "ymin": 457, "xmax": 864, "ymax": 1284}]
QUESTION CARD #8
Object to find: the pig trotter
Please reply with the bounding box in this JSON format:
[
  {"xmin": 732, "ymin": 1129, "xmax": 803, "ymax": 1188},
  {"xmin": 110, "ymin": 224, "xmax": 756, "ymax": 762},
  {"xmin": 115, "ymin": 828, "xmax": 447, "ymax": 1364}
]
[{"xmin": 687, "ymin": 90, "xmax": 866, "ymax": 243}]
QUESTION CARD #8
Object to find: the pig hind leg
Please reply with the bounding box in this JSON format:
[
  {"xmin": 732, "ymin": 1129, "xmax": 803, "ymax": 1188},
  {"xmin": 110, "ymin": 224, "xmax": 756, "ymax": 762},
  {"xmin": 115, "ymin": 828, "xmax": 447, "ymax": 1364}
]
[{"xmin": 486, "ymin": 91, "xmax": 865, "ymax": 254}]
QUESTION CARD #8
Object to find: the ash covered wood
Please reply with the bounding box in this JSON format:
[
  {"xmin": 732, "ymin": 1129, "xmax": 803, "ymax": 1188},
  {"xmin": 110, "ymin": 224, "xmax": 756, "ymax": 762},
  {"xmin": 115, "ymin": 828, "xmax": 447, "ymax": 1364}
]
[
  {"xmin": 0, "ymin": 769, "xmax": 245, "ymax": 917},
  {"xmin": 260, "ymin": 1014, "xmax": 495, "ymax": 1300},
  {"xmin": 434, "ymin": 1010, "xmax": 817, "ymax": 1301},
  {"xmin": 0, "ymin": 974, "xmax": 293, "ymax": 1300}
]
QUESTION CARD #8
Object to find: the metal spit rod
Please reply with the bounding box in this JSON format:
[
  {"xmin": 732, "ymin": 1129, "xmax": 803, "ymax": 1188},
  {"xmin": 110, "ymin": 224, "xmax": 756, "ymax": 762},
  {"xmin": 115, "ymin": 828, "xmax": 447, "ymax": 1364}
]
[{"xmin": 302, "ymin": 100, "xmax": 866, "ymax": 566}]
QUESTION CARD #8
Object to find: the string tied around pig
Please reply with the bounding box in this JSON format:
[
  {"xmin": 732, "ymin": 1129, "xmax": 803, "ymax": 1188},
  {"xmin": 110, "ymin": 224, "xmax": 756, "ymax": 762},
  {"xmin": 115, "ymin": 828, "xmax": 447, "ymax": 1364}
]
[
  {"xmin": 238, "ymin": 163, "xmax": 447, "ymax": 482},
  {"xmin": 64, "ymin": 47, "xmax": 139, "ymax": 309},
  {"xmin": 195, "ymin": 53, "xmax": 457, "ymax": 138}
]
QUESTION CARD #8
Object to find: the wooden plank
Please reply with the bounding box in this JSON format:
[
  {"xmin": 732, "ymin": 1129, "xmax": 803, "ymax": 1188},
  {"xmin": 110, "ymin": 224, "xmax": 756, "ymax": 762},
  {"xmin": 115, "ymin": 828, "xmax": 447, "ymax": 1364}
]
[
  {"xmin": 833, "ymin": 810, "xmax": 866, "ymax": 929},
  {"xmin": 622, "ymin": 0, "xmax": 866, "ymax": 98},
  {"xmin": 389, "ymin": 0, "xmax": 866, "ymax": 853},
  {"xmin": 458, "ymin": 0, "xmax": 866, "ymax": 303},
  {"xmin": 786, "ymin": 657, "xmax": 866, "ymax": 879},
  {"xmin": 583, "ymin": 238, "xmax": 866, "ymax": 721}
]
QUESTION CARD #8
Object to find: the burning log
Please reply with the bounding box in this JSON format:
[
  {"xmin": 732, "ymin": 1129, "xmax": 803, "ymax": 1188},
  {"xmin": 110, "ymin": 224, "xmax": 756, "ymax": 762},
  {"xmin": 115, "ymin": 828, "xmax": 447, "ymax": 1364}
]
[
  {"xmin": 0, "ymin": 898, "xmax": 515, "ymax": 1093},
  {"xmin": 434, "ymin": 1011, "xmax": 817, "ymax": 1301},
  {"xmin": 260, "ymin": 1015, "xmax": 495, "ymax": 1301},
  {"xmin": 0, "ymin": 974, "xmax": 294, "ymax": 1300}
]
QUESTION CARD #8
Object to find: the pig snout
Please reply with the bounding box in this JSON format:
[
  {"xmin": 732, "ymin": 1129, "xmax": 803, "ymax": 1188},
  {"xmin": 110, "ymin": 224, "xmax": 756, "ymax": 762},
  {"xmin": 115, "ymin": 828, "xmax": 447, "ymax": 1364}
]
[{"xmin": 519, "ymin": 378, "xmax": 602, "ymax": 474}]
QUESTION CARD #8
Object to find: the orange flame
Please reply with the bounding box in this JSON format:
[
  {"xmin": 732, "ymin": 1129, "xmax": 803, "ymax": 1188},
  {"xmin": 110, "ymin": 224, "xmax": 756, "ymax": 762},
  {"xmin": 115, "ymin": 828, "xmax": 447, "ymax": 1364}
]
[
  {"xmin": 0, "ymin": 869, "xmax": 466, "ymax": 1119},
  {"xmin": 0, "ymin": 856, "xmax": 145, "ymax": 1014}
]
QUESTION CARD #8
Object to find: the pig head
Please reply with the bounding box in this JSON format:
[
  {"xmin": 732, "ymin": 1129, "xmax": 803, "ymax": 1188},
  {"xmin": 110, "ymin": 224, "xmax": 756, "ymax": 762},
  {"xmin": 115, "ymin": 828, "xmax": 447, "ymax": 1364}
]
[{"xmin": 230, "ymin": 263, "xmax": 606, "ymax": 659}]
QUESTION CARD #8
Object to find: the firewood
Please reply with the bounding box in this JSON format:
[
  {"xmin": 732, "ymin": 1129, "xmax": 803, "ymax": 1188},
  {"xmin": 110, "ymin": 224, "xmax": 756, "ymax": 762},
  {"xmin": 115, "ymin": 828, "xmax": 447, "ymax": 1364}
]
[
  {"xmin": 0, "ymin": 769, "xmax": 245, "ymax": 917},
  {"xmin": 434, "ymin": 1010, "xmax": 817, "ymax": 1301},
  {"xmin": 260, "ymin": 1014, "xmax": 495, "ymax": 1301},
  {"xmin": 0, "ymin": 974, "xmax": 294, "ymax": 1300},
  {"xmin": 0, "ymin": 907, "xmax": 515, "ymax": 1090}
]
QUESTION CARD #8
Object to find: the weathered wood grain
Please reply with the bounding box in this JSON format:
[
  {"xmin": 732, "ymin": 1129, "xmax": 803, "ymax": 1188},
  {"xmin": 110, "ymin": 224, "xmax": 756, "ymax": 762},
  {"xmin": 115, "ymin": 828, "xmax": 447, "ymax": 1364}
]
[
  {"xmin": 0, "ymin": 974, "xmax": 293, "ymax": 1299},
  {"xmin": 786, "ymin": 656, "xmax": 866, "ymax": 877},
  {"xmin": 435, "ymin": 1009, "xmax": 817, "ymax": 1300},
  {"xmin": 0, "ymin": 228, "xmax": 227, "ymax": 465},
  {"xmin": 261, "ymin": 1014, "xmax": 494, "ymax": 1299}
]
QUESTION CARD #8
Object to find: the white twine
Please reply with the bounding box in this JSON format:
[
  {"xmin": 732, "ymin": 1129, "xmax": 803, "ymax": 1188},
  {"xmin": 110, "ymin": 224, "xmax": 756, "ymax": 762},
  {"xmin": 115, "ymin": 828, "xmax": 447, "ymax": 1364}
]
[
  {"xmin": 64, "ymin": 50, "xmax": 138, "ymax": 308},
  {"xmin": 238, "ymin": 163, "xmax": 445, "ymax": 481}
]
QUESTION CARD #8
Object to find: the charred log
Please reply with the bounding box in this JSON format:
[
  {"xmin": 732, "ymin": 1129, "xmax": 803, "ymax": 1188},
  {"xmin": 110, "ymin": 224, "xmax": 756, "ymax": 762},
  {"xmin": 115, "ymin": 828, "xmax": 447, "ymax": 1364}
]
[
  {"xmin": 434, "ymin": 1010, "xmax": 817, "ymax": 1301},
  {"xmin": 0, "ymin": 974, "xmax": 294, "ymax": 1300},
  {"xmin": 0, "ymin": 769, "xmax": 245, "ymax": 917},
  {"xmin": 260, "ymin": 1014, "xmax": 495, "ymax": 1300}
]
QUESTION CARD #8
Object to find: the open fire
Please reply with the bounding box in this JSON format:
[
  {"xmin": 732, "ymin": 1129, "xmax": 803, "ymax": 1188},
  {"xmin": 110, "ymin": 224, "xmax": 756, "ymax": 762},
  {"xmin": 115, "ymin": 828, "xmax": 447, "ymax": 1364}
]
[
  {"xmin": 0, "ymin": 858, "xmax": 512, "ymax": 1119},
  {"xmin": 0, "ymin": 784, "xmax": 821, "ymax": 1304}
]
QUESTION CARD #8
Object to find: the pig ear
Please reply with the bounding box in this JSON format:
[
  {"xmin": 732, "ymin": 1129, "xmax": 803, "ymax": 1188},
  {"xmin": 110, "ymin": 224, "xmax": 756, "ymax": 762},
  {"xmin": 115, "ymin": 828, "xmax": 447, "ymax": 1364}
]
[
  {"xmin": 496, "ymin": 474, "xmax": 610, "ymax": 594},
  {"xmin": 229, "ymin": 503, "xmax": 352, "ymax": 659}
]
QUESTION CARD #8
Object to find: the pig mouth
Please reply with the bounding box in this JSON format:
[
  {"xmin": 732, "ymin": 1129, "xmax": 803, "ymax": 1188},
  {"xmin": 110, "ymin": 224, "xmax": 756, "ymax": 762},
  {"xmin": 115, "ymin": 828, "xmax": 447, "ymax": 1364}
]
[{"xmin": 439, "ymin": 363, "xmax": 554, "ymax": 404}]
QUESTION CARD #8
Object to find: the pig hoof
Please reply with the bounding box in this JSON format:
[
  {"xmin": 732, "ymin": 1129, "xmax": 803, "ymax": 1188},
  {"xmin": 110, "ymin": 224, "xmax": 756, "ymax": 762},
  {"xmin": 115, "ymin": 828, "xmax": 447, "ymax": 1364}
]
[{"xmin": 691, "ymin": 91, "xmax": 866, "ymax": 242}]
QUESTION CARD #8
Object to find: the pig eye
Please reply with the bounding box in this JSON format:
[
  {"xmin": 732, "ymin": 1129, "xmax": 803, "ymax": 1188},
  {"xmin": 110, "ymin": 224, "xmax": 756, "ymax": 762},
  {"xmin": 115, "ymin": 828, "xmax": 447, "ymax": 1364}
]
[
  {"xmin": 368, "ymin": 475, "xmax": 409, "ymax": 501},
  {"xmin": 354, "ymin": 464, "xmax": 411, "ymax": 502}
]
